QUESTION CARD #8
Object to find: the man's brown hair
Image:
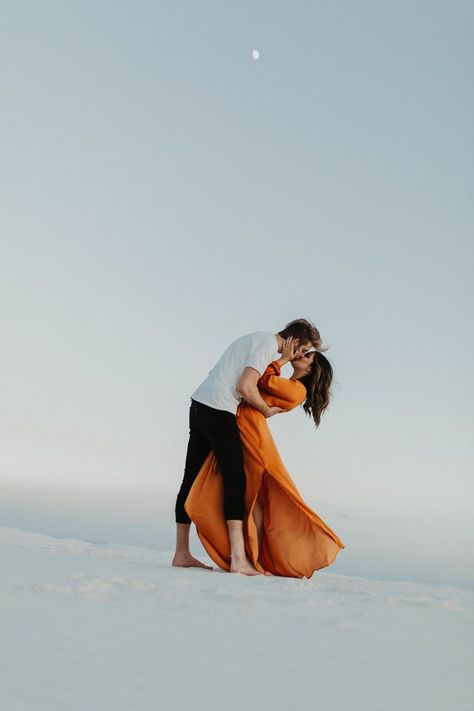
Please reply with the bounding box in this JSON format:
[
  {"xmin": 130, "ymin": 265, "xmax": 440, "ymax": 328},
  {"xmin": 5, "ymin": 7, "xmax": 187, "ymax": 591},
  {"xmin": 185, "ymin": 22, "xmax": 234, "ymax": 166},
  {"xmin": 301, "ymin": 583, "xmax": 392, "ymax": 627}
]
[{"xmin": 278, "ymin": 318, "xmax": 329, "ymax": 352}]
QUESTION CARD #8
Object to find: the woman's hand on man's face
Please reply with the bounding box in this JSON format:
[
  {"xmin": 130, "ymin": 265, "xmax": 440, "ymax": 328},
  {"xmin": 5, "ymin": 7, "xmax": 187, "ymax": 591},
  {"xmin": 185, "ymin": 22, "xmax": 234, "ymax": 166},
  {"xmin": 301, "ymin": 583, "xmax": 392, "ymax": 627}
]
[{"xmin": 281, "ymin": 337, "xmax": 306, "ymax": 362}]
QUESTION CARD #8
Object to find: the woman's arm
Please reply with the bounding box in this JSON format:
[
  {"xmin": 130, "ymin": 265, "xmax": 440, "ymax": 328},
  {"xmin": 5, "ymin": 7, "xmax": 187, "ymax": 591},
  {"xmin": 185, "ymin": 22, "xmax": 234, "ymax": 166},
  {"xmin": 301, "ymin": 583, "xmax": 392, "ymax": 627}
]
[
  {"xmin": 258, "ymin": 337, "xmax": 307, "ymax": 410},
  {"xmin": 275, "ymin": 336, "xmax": 306, "ymax": 370},
  {"xmin": 258, "ymin": 361, "xmax": 306, "ymax": 410},
  {"xmin": 275, "ymin": 355, "xmax": 291, "ymax": 369}
]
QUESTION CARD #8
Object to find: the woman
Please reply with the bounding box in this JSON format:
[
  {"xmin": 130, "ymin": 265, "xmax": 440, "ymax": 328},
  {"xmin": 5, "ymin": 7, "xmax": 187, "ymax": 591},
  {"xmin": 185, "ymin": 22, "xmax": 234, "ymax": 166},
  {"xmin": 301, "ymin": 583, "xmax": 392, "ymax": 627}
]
[{"xmin": 184, "ymin": 337, "xmax": 345, "ymax": 578}]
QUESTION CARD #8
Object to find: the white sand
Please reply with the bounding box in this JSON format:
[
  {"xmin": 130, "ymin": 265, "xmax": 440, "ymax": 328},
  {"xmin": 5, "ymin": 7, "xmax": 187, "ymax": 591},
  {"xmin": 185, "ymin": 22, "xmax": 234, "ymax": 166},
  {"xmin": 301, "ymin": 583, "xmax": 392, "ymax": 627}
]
[{"xmin": 1, "ymin": 525, "xmax": 472, "ymax": 710}]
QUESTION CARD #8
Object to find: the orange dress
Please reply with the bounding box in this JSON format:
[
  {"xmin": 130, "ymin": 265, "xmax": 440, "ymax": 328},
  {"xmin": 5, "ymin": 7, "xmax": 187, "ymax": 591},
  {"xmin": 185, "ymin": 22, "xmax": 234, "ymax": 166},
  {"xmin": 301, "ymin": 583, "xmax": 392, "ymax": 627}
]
[{"xmin": 184, "ymin": 360, "xmax": 345, "ymax": 578}]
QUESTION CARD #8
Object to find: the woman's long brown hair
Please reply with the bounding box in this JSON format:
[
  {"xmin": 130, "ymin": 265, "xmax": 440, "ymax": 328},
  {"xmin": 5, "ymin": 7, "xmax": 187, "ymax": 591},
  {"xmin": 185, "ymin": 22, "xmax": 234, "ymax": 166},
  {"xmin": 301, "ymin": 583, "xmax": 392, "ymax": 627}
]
[{"xmin": 299, "ymin": 351, "xmax": 333, "ymax": 428}]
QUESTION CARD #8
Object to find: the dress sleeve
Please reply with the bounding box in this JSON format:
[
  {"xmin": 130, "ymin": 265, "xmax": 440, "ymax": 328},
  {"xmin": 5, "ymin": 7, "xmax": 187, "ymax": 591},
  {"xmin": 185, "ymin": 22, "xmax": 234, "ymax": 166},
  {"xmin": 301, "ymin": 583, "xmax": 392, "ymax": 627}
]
[{"xmin": 257, "ymin": 361, "xmax": 306, "ymax": 411}]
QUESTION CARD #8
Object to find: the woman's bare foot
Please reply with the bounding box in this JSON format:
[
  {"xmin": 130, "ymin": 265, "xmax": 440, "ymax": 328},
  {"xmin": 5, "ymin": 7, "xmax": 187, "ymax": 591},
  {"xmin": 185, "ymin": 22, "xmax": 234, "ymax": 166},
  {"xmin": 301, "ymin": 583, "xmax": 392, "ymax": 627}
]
[
  {"xmin": 172, "ymin": 552, "xmax": 213, "ymax": 570},
  {"xmin": 257, "ymin": 557, "xmax": 274, "ymax": 576},
  {"xmin": 230, "ymin": 555, "xmax": 261, "ymax": 576}
]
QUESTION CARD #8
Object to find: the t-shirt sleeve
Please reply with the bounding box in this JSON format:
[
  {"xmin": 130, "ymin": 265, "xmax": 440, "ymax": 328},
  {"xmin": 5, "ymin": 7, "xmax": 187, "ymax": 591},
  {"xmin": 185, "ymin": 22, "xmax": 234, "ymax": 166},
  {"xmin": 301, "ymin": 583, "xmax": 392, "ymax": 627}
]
[{"xmin": 244, "ymin": 336, "xmax": 278, "ymax": 376}]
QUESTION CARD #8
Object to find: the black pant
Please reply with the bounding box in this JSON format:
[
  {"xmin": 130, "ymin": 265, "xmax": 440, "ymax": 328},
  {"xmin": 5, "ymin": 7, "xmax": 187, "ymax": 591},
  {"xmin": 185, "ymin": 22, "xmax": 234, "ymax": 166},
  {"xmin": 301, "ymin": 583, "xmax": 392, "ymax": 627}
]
[{"xmin": 175, "ymin": 398, "xmax": 246, "ymax": 523}]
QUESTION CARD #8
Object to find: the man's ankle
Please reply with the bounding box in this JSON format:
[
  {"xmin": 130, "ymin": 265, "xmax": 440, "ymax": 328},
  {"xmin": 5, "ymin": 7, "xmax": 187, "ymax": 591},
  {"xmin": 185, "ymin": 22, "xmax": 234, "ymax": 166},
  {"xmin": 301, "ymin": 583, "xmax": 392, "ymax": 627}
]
[{"xmin": 230, "ymin": 552, "xmax": 246, "ymax": 562}]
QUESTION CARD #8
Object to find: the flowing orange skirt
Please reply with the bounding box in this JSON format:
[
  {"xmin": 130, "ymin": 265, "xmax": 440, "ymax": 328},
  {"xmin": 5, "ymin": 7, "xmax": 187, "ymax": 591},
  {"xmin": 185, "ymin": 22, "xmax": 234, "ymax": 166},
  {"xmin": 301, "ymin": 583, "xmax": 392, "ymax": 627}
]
[{"xmin": 184, "ymin": 396, "xmax": 345, "ymax": 578}]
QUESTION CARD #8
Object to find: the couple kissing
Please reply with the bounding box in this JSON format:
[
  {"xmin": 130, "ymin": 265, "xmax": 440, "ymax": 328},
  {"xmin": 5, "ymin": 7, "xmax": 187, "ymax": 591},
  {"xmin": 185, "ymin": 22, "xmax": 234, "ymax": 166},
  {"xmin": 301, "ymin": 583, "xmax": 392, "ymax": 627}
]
[{"xmin": 173, "ymin": 318, "xmax": 345, "ymax": 578}]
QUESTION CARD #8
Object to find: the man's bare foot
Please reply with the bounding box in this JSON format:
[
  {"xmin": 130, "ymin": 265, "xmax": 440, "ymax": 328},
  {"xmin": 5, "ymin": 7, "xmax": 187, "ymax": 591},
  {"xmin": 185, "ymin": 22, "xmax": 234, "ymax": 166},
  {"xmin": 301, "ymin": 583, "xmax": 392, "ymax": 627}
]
[
  {"xmin": 172, "ymin": 552, "xmax": 213, "ymax": 570},
  {"xmin": 230, "ymin": 556, "xmax": 261, "ymax": 576}
]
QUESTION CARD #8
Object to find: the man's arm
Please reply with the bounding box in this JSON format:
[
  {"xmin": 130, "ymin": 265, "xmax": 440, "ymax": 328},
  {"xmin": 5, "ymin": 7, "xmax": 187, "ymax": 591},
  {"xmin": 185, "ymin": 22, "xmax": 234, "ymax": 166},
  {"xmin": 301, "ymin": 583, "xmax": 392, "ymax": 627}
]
[{"xmin": 236, "ymin": 367, "xmax": 282, "ymax": 418}]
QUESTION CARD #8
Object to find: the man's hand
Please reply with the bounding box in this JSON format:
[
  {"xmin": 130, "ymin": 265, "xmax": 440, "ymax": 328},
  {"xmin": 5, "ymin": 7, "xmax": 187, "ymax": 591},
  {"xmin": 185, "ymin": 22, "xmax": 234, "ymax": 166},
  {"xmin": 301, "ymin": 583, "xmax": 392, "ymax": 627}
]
[
  {"xmin": 237, "ymin": 367, "xmax": 285, "ymax": 417},
  {"xmin": 265, "ymin": 406, "xmax": 284, "ymax": 418}
]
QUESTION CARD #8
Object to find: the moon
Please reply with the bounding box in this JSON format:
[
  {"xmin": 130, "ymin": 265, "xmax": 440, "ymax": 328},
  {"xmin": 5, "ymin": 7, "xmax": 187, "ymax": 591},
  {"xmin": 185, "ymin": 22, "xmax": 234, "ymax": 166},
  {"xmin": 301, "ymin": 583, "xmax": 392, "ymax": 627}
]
[{"xmin": 251, "ymin": 49, "xmax": 260, "ymax": 61}]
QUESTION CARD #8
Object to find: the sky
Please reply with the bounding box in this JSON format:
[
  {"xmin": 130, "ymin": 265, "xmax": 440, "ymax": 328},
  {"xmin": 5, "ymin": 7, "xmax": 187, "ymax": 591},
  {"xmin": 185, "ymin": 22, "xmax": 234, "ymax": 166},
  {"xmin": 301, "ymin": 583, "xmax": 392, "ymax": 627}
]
[{"xmin": 0, "ymin": 1, "xmax": 473, "ymax": 584}]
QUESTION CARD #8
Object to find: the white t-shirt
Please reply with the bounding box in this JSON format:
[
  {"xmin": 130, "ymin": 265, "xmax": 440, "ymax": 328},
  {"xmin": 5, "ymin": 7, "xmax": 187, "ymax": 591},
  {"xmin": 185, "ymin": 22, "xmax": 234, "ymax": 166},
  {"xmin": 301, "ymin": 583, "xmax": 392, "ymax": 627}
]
[{"xmin": 191, "ymin": 331, "xmax": 280, "ymax": 415}]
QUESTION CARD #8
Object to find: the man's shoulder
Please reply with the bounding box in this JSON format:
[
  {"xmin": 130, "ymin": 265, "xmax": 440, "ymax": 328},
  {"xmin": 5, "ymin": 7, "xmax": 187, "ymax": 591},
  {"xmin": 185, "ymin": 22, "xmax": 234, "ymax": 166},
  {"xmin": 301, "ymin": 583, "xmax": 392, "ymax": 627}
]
[{"xmin": 223, "ymin": 331, "xmax": 277, "ymax": 358}]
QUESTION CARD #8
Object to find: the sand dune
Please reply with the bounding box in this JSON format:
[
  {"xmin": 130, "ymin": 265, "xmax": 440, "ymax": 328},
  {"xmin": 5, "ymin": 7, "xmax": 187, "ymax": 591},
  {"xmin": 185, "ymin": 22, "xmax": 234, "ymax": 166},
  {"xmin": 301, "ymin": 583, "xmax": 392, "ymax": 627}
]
[{"xmin": 1, "ymin": 525, "xmax": 472, "ymax": 710}]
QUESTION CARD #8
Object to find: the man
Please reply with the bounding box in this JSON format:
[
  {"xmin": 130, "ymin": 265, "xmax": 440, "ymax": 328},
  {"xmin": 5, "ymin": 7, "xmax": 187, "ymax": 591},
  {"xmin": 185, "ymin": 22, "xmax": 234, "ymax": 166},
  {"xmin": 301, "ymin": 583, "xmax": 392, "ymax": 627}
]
[{"xmin": 172, "ymin": 318, "xmax": 321, "ymax": 576}]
